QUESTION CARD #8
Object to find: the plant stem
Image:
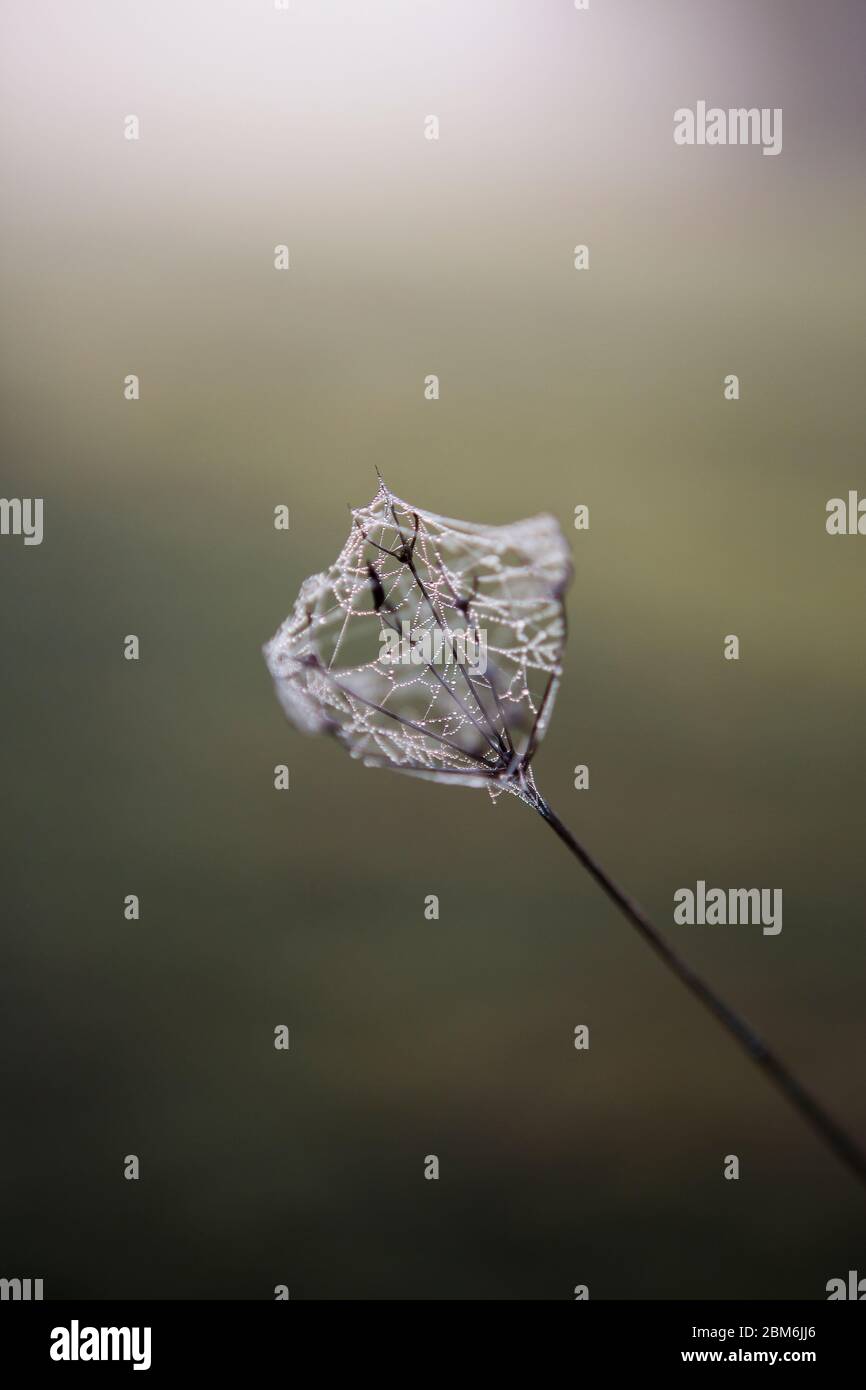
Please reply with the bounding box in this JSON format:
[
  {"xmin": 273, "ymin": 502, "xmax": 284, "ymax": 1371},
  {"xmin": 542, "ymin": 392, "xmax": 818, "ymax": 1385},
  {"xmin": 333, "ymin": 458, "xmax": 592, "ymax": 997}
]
[{"xmin": 533, "ymin": 792, "xmax": 866, "ymax": 1189}]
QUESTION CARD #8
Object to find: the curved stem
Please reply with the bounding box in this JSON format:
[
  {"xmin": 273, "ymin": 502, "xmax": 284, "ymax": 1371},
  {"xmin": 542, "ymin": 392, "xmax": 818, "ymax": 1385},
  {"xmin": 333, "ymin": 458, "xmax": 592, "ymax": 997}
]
[{"xmin": 532, "ymin": 792, "xmax": 866, "ymax": 1189}]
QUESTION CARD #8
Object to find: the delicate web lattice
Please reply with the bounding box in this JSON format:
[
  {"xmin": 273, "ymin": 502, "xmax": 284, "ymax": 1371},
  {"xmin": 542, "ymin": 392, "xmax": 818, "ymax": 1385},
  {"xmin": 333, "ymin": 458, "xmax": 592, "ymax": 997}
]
[{"xmin": 263, "ymin": 480, "xmax": 572, "ymax": 805}]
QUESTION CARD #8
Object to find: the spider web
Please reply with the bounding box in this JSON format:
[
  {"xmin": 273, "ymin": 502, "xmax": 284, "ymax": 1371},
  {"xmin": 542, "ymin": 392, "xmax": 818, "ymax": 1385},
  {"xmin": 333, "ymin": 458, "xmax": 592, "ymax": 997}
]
[{"xmin": 263, "ymin": 479, "xmax": 572, "ymax": 804}]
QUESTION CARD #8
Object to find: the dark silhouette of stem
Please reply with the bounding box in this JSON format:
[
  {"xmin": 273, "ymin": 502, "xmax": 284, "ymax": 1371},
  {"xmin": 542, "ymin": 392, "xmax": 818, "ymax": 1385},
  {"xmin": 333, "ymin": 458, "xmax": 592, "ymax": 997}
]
[{"xmin": 532, "ymin": 791, "xmax": 866, "ymax": 1190}]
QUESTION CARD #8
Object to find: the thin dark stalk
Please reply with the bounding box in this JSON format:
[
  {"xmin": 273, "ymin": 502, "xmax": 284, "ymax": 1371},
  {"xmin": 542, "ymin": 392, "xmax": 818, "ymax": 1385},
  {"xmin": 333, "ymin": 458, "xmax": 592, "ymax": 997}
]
[{"xmin": 530, "ymin": 788, "xmax": 866, "ymax": 1190}]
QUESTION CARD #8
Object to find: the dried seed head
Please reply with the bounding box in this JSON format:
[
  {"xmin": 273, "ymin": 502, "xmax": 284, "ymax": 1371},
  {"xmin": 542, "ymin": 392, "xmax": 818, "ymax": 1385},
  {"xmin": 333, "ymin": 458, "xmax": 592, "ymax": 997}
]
[{"xmin": 263, "ymin": 480, "xmax": 572, "ymax": 803}]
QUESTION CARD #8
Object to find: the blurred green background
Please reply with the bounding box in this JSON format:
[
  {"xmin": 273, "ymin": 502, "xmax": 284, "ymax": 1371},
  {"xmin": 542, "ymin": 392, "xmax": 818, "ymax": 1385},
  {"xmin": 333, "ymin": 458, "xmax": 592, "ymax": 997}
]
[{"xmin": 1, "ymin": 0, "xmax": 864, "ymax": 1298}]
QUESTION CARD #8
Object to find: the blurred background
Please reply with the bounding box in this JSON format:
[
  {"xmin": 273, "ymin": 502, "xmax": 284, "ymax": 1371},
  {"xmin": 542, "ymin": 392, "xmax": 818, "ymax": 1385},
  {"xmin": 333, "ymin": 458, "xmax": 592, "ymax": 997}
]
[{"xmin": 1, "ymin": 0, "xmax": 864, "ymax": 1299}]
